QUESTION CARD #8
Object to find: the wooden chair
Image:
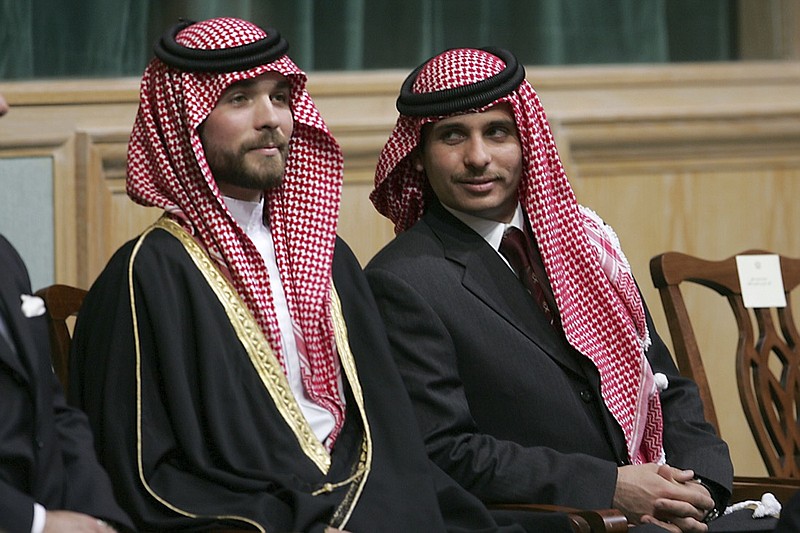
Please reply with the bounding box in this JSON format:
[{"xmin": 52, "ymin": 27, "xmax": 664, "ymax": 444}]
[
  {"xmin": 559, "ymin": 507, "xmax": 627, "ymax": 533},
  {"xmin": 650, "ymin": 249, "xmax": 800, "ymax": 503},
  {"xmin": 33, "ymin": 284, "xmax": 625, "ymax": 532},
  {"xmin": 35, "ymin": 283, "xmax": 87, "ymax": 396},
  {"xmin": 491, "ymin": 504, "xmax": 627, "ymax": 533}
]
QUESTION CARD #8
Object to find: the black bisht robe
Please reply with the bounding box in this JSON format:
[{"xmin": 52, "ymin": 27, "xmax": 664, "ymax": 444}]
[{"xmin": 70, "ymin": 221, "xmax": 568, "ymax": 532}]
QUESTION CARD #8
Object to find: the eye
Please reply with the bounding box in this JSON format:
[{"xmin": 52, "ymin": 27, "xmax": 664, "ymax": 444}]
[
  {"xmin": 271, "ymin": 90, "xmax": 291, "ymax": 106},
  {"xmin": 438, "ymin": 129, "xmax": 466, "ymax": 144},
  {"xmin": 486, "ymin": 125, "xmax": 511, "ymax": 139},
  {"xmin": 225, "ymin": 92, "xmax": 250, "ymax": 106}
]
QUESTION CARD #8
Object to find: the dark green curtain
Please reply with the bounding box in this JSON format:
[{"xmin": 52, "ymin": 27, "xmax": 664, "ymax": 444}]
[{"xmin": 0, "ymin": 0, "xmax": 736, "ymax": 80}]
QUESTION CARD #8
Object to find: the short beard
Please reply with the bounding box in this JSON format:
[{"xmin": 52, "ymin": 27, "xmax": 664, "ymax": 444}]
[{"xmin": 205, "ymin": 133, "xmax": 289, "ymax": 192}]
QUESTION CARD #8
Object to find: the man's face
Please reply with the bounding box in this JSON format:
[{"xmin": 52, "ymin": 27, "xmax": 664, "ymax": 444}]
[
  {"xmin": 417, "ymin": 104, "xmax": 522, "ymax": 223},
  {"xmin": 200, "ymin": 72, "xmax": 294, "ymax": 201}
]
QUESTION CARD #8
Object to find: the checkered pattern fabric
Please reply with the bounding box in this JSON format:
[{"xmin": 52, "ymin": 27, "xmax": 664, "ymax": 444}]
[
  {"xmin": 127, "ymin": 17, "xmax": 346, "ymax": 443},
  {"xmin": 371, "ymin": 47, "xmax": 664, "ymax": 465}
]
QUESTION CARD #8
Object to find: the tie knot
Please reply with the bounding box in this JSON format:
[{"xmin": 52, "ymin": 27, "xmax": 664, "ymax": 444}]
[
  {"xmin": 499, "ymin": 225, "xmax": 556, "ymax": 326},
  {"xmin": 500, "ymin": 226, "xmax": 529, "ymax": 264},
  {"xmin": 499, "ymin": 226, "xmax": 532, "ymax": 280},
  {"xmin": 502, "ymin": 226, "xmax": 526, "ymax": 244}
]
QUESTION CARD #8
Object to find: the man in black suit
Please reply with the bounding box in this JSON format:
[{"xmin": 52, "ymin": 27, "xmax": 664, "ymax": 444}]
[
  {"xmin": 0, "ymin": 234, "xmax": 132, "ymax": 533},
  {"xmin": 365, "ymin": 47, "xmax": 749, "ymax": 533}
]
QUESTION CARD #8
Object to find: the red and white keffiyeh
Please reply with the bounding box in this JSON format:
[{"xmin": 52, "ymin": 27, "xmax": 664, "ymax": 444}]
[
  {"xmin": 127, "ymin": 17, "xmax": 346, "ymax": 442},
  {"xmin": 371, "ymin": 47, "xmax": 664, "ymax": 465}
]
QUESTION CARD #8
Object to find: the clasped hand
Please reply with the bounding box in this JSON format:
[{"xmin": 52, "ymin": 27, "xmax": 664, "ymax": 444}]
[{"xmin": 614, "ymin": 463, "xmax": 714, "ymax": 533}]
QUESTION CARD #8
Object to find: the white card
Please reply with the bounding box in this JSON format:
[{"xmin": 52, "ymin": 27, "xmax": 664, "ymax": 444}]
[{"xmin": 735, "ymin": 255, "xmax": 787, "ymax": 308}]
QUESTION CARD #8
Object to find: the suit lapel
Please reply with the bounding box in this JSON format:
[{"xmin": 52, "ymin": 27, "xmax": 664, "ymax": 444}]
[
  {"xmin": 424, "ymin": 204, "xmax": 585, "ymax": 376},
  {"xmin": 0, "ymin": 240, "xmax": 34, "ymax": 383}
]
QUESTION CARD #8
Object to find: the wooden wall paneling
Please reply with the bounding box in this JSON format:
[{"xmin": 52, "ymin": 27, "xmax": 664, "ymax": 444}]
[
  {"xmin": 0, "ymin": 133, "xmax": 78, "ymax": 286},
  {"xmin": 333, "ymin": 123, "xmax": 397, "ymax": 264},
  {"xmin": 51, "ymin": 138, "xmax": 79, "ymax": 285},
  {"xmin": 75, "ymin": 131, "xmax": 101, "ymax": 289},
  {"xmin": 572, "ymin": 167, "xmax": 800, "ymax": 477},
  {"xmin": 310, "ymin": 76, "xmax": 401, "ymax": 264},
  {"xmin": 76, "ymin": 129, "xmax": 161, "ymax": 287},
  {"xmin": 563, "ymin": 108, "xmax": 800, "ymax": 476},
  {"xmin": 339, "ymin": 181, "xmax": 396, "ymax": 265}
]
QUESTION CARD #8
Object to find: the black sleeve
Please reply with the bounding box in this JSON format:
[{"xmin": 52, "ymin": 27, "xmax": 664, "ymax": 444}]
[
  {"xmin": 366, "ymin": 264, "xmax": 620, "ymax": 509},
  {"xmin": 641, "ymin": 296, "xmax": 733, "ymax": 508}
]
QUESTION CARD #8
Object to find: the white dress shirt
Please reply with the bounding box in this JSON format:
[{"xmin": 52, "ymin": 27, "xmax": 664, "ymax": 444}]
[
  {"xmin": 441, "ymin": 203, "xmax": 526, "ymax": 273},
  {"xmin": 224, "ymin": 196, "xmax": 336, "ymax": 443}
]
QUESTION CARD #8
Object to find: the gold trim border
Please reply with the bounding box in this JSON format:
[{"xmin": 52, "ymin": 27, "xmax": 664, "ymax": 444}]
[
  {"xmin": 154, "ymin": 217, "xmax": 331, "ymax": 471},
  {"xmin": 129, "ymin": 218, "xmax": 374, "ymax": 528},
  {"xmin": 130, "ymin": 225, "xmax": 264, "ymax": 532},
  {"xmin": 328, "ymin": 286, "xmax": 373, "ymax": 527}
]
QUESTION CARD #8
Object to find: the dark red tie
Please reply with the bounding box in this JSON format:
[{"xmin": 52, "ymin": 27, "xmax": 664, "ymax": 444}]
[{"xmin": 499, "ymin": 226, "xmax": 556, "ymax": 327}]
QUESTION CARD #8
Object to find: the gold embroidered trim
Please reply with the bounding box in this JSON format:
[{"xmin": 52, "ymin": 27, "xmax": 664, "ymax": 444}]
[
  {"xmin": 131, "ymin": 218, "xmax": 374, "ymax": 529},
  {"xmin": 325, "ymin": 286, "xmax": 373, "ymax": 528},
  {"xmin": 154, "ymin": 217, "xmax": 331, "ymax": 472},
  {"xmin": 130, "ymin": 225, "xmax": 264, "ymax": 532}
]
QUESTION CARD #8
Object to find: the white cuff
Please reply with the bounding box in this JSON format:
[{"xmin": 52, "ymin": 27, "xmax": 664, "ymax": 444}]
[{"xmin": 32, "ymin": 502, "xmax": 46, "ymax": 533}]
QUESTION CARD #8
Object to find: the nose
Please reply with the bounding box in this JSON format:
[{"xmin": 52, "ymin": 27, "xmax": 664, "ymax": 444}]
[
  {"xmin": 464, "ymin": 137, "xmax": 491, "ymax": 169},
  {"xmin": 254, "ymin": 96, "xmax": 281, "ymax": 130}
]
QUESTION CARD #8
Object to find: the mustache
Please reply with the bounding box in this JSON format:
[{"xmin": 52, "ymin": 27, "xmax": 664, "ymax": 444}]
[
  {"xmin": 452, "ymin": 171, "xmax": 503, "ymax": 182},
  {"xmin": 241, "ymin": 131, "xmax": 289, "ymax": 152}
]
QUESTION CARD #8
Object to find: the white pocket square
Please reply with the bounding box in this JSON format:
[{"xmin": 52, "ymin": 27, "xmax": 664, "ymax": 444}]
[{"xmin": 20, "ymin": 294, "xmax": 46, "ymax": 318}]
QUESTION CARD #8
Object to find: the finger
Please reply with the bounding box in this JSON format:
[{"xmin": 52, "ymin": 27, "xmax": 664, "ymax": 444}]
[
  {"xmin": 657, "ymin": 464, "xmax": 696, "ymax": 485},
  {"xmin": 653, "ymin": 497, "xmax": 709, "ymax": 522},
  {"xmin": 671, "ymin": 468, "xmax": 696, "ymax": 483},
  {"xmin": 95, "ymin": 519, "xmax": 117, "ymax": 533},
  {"xmin": 659, "ymin": 480, "xmax": 715, "ymax": 510},
  {"xmin": 656, "ymin": 463, "xmax": 675, "ymax": 480},
  {"xmin": 640, "ymin": 514, "xmax": 683, "ymax": 533},
  {"xmin": 665, "ymin": 515, "xmax": 709, "ymax": 533},
  {"xmin": 682, "ymin": 483, "xmax": 716, "ymax": 510},
  {"xmin": 659, "ymin": 464, "xmax": 697, "ymax": 483}
]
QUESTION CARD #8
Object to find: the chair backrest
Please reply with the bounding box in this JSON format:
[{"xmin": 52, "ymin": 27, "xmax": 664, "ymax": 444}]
[
  {"xmin": 650, "ymin": 250, "xmax": 800, "ymax": 477},
  {"xmin": 34, "ymin": 284, "xmax": 87, "ymax": 395}
]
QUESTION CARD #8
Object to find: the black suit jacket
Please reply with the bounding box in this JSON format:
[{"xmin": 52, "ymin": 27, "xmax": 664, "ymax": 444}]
[
  {"xmin": 0, "ymin": 235, "xmax": 132, "ymax": 533},
  {"xmin": 365, "ymin": 202, "xmax": 733, "ymax": 510}
]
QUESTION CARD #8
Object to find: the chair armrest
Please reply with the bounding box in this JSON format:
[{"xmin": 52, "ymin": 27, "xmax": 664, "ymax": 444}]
[
  {"xmin": 207, "ymin": 504, "xmax": 629, "ymax": 533},
  {"xmin": 490, "ymin": 503, "xmax": 628, "ymax": 533},
  {"xmin": 733, "ymin": 475, "xmax": 800, "ymax": 505}
]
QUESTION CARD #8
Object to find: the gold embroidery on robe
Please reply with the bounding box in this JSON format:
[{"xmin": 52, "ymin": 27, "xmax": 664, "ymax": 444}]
[{"xmin": 128, "ymin": 218, "xmax": 373, "ymax": 528}]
